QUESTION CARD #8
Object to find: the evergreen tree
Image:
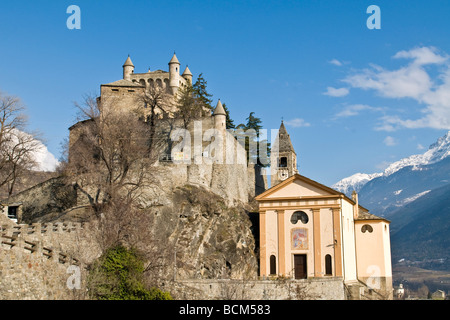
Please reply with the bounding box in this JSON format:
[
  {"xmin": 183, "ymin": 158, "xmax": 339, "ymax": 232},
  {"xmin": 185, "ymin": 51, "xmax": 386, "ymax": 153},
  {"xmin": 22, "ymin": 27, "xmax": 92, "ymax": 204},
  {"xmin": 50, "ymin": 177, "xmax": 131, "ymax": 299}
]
[
  {"xmin": 193, "ymin": 73, "xmax": 213, "ymax": 113},
  {"xmin": 236, "ymin": 112, "xmax": 270, "ymax": 166},
  {"xmin": 222, "ymin": 102, "xmax": 235, "ymax": 129}
]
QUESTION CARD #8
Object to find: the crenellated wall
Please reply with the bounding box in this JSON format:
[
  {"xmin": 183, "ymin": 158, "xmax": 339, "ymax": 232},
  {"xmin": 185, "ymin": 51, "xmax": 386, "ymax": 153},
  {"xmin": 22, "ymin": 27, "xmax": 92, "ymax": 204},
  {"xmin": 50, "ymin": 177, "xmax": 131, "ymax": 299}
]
[{"xmin": 0, "ymin": 220, "xmax": 100, "ymax": 300}]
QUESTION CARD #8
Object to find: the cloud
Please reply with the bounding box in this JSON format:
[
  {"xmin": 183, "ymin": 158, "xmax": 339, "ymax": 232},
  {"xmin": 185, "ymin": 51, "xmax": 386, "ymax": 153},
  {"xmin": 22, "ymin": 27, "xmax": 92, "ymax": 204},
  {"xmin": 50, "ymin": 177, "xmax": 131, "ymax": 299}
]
[
  {"xmin": 284, "ymin": 118, "xmax": 311, "ymax": 127},
  {"xmin": 342, "ymin": 46, "xmax": 450, "ymax": 130},
  {"xmin": 383, "ymin": 136, "xmax": 397, "ymax": 146},
  {"xmin": 417, "ymin": 143, "xmax": 425, "ymax": 150},
  {"xmin": 323, "ymin": 86, "xmax": 349, "ymax": 97},
  {"xmin": 393, "ymin": 46, "xmax": 448, "ymax": 65},
  {"xmin": 334, "ymin": 104, "xmax": 383, "ymax": 118},
  {"xmin": 329, "ymin": 59, "xmax": 343, "ymax": 66}
]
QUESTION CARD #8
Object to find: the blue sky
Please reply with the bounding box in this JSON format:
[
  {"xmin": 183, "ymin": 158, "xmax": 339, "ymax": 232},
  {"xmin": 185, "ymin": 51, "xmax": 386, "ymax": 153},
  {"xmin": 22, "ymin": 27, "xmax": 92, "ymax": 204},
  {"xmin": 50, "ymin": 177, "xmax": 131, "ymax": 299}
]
[{"xmin": 1, "ymin": 0, "xmax": 450, "ymax": 186}]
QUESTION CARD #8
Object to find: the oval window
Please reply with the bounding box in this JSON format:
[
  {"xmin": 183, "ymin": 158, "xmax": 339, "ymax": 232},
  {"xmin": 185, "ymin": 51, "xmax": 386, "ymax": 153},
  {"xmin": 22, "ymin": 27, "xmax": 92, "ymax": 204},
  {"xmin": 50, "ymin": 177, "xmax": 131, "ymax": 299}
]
[{"xmin": 290, "ymin": 211, "xmax": 309, "ymax": 224}]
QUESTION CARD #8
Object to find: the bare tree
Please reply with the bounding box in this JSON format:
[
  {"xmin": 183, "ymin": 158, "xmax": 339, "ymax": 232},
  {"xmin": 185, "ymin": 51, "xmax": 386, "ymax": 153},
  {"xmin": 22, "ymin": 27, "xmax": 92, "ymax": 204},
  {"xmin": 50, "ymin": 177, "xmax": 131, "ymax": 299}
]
[
  {"xmin": 65, "ymin": 94, "xmax": 157, "ymax": 216},
  {"xmin": 0, "ymin": 91, "xmax": 42, "ymax": 197}
]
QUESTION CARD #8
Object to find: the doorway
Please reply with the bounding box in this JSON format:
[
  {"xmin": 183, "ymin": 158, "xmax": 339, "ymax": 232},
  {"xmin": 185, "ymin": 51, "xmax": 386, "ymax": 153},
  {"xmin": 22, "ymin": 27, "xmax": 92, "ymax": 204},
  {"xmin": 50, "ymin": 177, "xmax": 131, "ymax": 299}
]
[{"xmin": 294, "ymin": 254, "xmax": 307, "ymax": 279}]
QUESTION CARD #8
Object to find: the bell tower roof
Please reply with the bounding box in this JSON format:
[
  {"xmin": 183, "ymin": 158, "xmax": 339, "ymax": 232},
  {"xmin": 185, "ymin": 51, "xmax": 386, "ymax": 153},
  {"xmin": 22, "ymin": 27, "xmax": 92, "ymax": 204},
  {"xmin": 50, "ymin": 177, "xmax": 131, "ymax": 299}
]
[{"xmin": 277, "ymin": 121, "xmax": 295, "ymax": 153}]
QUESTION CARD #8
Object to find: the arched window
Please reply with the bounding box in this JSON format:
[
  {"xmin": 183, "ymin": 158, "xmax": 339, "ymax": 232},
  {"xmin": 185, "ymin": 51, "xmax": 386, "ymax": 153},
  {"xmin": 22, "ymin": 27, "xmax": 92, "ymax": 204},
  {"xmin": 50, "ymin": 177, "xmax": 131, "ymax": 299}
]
[
  {"xmin": 325, "ymin": 254, "xmax": 332, "ymax": 275},
  {"xmin": 290, "ymin": 211, "xmax": 309, "ymax": 224},
  {"xmin": 269, "ymin": 255, "xmax": 276, "ymax": 275},
  {"xmin": 361, "ymin": 224, "xmax": 373, "ymax": 233}
]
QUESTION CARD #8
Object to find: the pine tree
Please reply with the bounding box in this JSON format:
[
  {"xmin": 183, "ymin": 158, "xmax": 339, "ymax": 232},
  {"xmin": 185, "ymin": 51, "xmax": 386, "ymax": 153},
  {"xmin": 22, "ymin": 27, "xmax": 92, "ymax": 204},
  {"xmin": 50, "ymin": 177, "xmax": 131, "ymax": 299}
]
[
  {"xmin": 193, "ymin": 73, "xmax": 213, "ymax": 113},
  {"xmin": 222, "ymin": 102, "xmax": 235, "ymax": 129},
  {"xmin": 236, "ymin": 112, "xmax": 270, "ymax": 166}
]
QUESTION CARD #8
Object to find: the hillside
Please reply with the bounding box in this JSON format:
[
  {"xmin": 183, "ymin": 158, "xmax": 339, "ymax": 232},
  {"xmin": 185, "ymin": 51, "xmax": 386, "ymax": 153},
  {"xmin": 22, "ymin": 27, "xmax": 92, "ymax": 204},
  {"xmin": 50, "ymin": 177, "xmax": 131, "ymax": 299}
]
[{"xmin": 389, "ymin": 182, "xmax": 450, "ymax": 271}]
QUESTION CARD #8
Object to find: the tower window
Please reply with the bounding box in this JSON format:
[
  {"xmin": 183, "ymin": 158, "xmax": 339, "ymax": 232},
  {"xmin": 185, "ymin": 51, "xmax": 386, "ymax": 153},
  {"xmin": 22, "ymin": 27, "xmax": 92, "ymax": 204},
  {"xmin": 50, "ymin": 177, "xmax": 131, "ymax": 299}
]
[{"xmin": 278, "ymin": 157, "xmax": 287, "ymax": 168}]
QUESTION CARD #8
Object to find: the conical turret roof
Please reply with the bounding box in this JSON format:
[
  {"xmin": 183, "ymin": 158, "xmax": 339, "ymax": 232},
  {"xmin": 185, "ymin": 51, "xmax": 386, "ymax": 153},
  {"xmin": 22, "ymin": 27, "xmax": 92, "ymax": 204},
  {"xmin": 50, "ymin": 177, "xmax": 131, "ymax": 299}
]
[
  {"xmin": 182, "ymin": 65, "xmax": 192, "ymax": 76},
  {"xmin": 123, "ymin": 55, "xmax": 134, "ymax": 67},
  {"xmin": 169, "ymin": 53, "xmax": 180, "ymax": 64},
  {"xmin": 213, "ymin": 99, "xmax": 226, "ymax": 116}
]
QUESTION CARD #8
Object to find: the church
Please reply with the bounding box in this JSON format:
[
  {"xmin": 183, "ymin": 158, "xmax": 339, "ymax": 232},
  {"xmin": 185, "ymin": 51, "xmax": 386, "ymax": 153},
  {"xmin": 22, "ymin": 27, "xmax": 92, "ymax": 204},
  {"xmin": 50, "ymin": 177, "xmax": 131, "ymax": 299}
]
[{"xmin": 262, "ymin": 121, "xmax": 393, "ymax": 298}]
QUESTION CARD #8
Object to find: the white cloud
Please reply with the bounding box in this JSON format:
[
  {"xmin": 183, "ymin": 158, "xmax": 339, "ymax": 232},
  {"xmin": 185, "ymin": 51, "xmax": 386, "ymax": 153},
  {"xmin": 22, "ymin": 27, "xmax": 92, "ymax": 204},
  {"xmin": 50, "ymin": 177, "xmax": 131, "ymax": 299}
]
[
  {"xmin": 335, "ymin": 104, "xmax": 383, "ymax": 118},
  {"xmin": 329, "ymin": 59, "xmax": 343, "ymax": 66},
  {"xmin": 342, "ymin": 46, "xmax": 450, "ymax": 130},
  {"xmin": 323, "ymin": 86, "xmax": 349, "ymax": 97},
  {"xmin": 383, "ymin": 136, "xmax": 397, "ymax": 146},
  {"xmin": 284, "ymin": 118, "xmax": 311, "ymax": 127},
  {"xmin": 417, "ymin": 143, "xmax": 425, "ymax": 150},
  {"xmin": 393, "ymin": 46, "xmax": 448, "ymax": 65}
]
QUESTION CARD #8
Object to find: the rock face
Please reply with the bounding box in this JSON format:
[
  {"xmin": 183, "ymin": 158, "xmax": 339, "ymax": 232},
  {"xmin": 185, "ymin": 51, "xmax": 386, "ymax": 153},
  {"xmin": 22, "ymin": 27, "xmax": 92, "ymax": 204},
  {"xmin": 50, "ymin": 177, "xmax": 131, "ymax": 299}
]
[{"xmin": 152, "ymin": 184, "xmax": 259, "ymax": 280}]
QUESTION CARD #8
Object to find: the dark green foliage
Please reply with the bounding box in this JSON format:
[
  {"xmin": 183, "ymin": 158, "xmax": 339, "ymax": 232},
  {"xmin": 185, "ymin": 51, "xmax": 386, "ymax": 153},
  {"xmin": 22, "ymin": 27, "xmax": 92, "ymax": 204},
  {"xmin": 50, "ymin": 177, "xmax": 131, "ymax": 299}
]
[
  {"xmin": 88, "ymin": 245, "xmax": 172, "ymax": 300},
  {"xmin": 235, "ymin": 112, "xmax": 271, "ymax": 166},
  {"xmin": 193, "ymin": 73, "xmax": 213, "ymax": 112},
  {"xmin": 222, "ymin": 103, "xmax": 235, "ymax": 129}
]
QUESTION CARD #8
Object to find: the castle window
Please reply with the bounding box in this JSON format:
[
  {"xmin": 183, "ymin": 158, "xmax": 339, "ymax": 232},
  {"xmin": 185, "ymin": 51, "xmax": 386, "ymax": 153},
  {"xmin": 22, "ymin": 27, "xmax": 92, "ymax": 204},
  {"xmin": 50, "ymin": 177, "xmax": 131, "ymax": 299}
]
[
  {"xmin": 111, "ymin": 89, "xmax": 119, "ymax": 92},
  {"xmin": 325, "ymin": 254, "xmax": 332, "ymax": 275},
  {"xmin": 269, "ymin": 255, "xmax": 276, "ymax": 275},
  {"xmin": 361, "ymin": 224, "xmax": 373, "ymax": 233},
  {"xmin": 290, "ymin": 211, "xmax": 309, "ymax": 224},
  {"xmin": 7, "ymin": 206, "xmax": 18, "ymax": 220},
  {"xmin": 278, "ymin": 157, "xmax": 287, "ymax": 168}
]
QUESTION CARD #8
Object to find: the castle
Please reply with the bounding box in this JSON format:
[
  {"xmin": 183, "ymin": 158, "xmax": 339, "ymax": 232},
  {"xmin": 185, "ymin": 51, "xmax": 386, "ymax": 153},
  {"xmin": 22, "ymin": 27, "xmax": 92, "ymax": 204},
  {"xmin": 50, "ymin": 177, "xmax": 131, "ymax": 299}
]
[{"xmin": 0, "ymin": 53, "xmax": 393, "ymax": 300}]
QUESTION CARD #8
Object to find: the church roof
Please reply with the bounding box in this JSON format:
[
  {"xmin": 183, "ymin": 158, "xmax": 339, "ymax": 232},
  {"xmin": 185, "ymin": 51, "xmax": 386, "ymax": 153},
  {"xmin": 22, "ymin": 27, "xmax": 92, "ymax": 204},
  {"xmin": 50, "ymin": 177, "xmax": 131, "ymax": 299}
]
[
  {"xmin": 123, "ymin": 55, "xmax": 134, "ymax": 67},
  {"xmin": 255, "ymin": 173, "xmax": 376, "ymax": 215},
  {"xmin": 274, "ymin": 121, "xmax": 295, "ymax": 153},
  {"xmin": 213, "ymin": 100, "xmax": 226, "ymax": 116},
  {"xmin": 355, "ymin": 210, "xmax": 390, "ymax": 223},
  {"xmin": 169, "ymin": 53, "xmax": 180, "ymax": 64},
  {"xmin": 101, "ymin": 79, "xmax": 144, "ymax": 87}
]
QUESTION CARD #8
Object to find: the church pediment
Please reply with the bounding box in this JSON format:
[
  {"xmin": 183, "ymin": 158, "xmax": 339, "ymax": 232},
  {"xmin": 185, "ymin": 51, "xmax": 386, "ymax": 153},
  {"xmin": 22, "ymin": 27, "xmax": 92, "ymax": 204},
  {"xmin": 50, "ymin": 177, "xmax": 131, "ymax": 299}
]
[{"xmin": 256, "ymin": 174, "xmax": 343, "ymax": 201}]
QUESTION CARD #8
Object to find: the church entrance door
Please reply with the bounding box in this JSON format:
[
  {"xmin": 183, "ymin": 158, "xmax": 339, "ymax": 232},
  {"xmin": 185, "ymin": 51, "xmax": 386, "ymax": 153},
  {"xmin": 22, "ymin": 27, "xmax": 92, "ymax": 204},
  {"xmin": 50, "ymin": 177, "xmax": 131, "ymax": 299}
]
[{"xmin": 294, "ymin": 254, "xmax": 307, "ymax": 279}]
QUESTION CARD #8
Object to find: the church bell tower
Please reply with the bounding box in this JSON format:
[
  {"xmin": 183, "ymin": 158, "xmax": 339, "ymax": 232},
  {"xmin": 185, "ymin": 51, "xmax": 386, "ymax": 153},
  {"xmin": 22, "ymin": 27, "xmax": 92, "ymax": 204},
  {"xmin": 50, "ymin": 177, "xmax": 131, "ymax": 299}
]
[{"xmin": 270, "ymin": 121, "xmax": 298, "ymax": 186}]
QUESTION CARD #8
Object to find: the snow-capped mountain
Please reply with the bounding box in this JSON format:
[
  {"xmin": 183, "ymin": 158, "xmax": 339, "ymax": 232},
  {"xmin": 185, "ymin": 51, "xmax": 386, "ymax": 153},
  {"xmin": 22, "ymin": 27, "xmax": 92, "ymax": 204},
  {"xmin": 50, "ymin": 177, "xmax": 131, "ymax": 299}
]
[
  {"xmin": 333, "ymin": 131, "xmax": 450, "ymax": 195},
  {"xmin": 332, "ymin": 172, "xmax": 383, "ymax": 195}
]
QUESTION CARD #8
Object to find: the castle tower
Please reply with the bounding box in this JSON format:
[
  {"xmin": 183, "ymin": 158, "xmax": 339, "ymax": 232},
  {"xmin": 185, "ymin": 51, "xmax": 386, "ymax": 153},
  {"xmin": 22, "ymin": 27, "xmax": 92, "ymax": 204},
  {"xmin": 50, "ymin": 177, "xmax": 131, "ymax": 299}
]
[
  {"xmin": 182, "ymin": 66, "xmax": 193, "ymax": 85},
  {"xmin": 168, "ymin": 53, "xmax": 181, "ymax": 95},
  {"xmin": 270, "ymin": 121, "xmax": 298, "ymax": 186},
  {"xmin": 123, "ymin": 55, "xmax": 135, "ymax": 81},
  {"xmin": 213, "ymin": 99, "xmax": 226, "ymax": 131}
]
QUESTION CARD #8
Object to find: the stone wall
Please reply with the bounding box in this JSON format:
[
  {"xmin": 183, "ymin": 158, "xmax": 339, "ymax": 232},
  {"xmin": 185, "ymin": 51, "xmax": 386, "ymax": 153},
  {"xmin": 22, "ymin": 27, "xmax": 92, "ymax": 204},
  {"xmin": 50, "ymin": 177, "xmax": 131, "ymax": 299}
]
[
  {"xmin": 175, "ymin": 277, "xmax": 346, "ymax": 300},
  {"xmin": 0, "ymin": 219, "xmax": 100, "ymax": 300}
]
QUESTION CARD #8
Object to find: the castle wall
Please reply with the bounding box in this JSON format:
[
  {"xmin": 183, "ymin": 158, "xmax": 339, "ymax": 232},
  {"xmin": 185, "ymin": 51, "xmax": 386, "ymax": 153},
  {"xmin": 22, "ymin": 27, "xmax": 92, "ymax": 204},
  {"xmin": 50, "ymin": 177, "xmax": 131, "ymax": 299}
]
[{"xmin": 0, "ymin": 221, "xmax": 100, "ymax": 300}]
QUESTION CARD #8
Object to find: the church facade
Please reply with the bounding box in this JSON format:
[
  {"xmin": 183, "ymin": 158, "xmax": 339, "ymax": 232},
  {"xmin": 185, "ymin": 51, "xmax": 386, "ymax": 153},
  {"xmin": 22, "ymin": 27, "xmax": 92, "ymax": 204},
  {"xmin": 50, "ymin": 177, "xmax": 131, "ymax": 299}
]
[{"xmin": 259, "ymin": 122, "xmax": 393, "ymax": 299}]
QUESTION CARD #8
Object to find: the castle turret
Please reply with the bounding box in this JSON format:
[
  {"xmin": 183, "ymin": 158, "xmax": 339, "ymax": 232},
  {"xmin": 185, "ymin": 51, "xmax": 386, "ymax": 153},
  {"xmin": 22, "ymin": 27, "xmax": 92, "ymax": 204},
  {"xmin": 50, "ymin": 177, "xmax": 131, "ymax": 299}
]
[
  {"xmin": 271, "ymin": 121, "xmax": 298, "ymax": 186},
  {"xmin": 123, "ymin": 55, "xmax": 135, "ymax": 81},
  {"xmin": 168, "ymin": 53, "xmax": 180, "ymax": 95},
  {"xmin": 182, "ymin": 65, "xmax": 193, "ymax": 85},
  {"xmin": 213, "ymin": 99, "xmax": 226, "ymax": 130}
]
